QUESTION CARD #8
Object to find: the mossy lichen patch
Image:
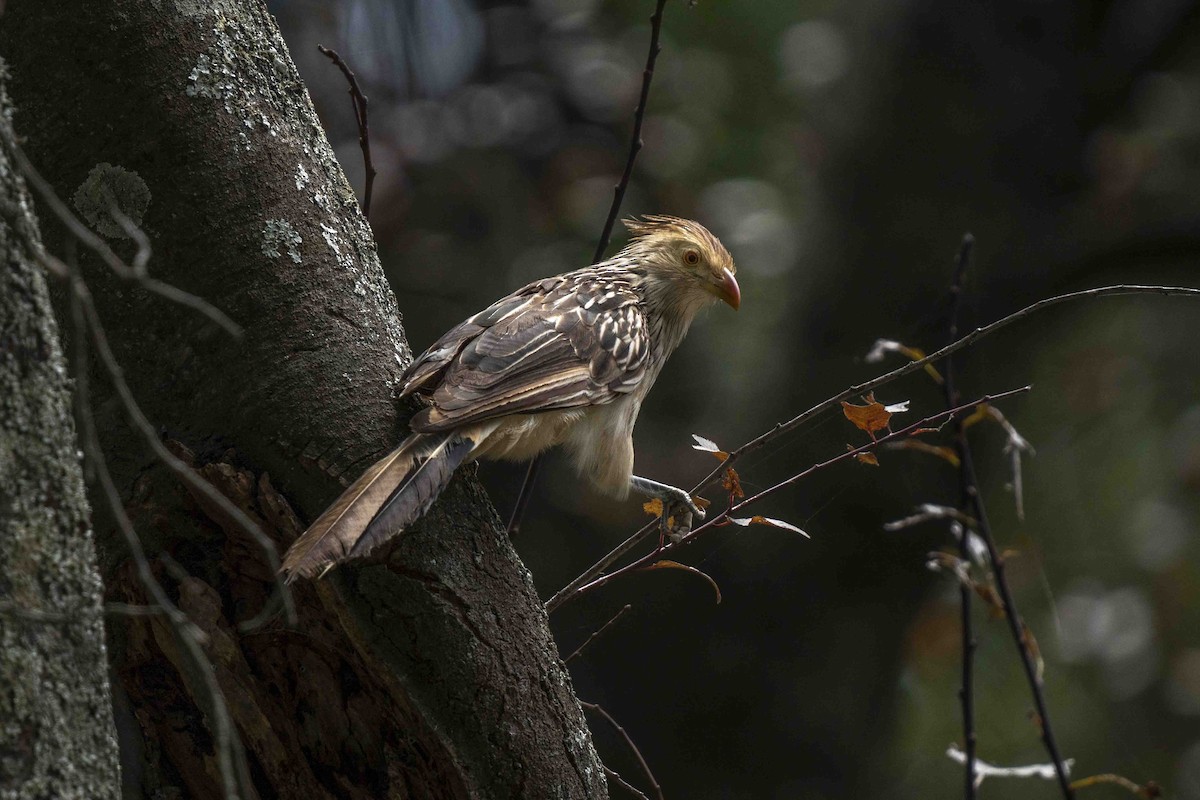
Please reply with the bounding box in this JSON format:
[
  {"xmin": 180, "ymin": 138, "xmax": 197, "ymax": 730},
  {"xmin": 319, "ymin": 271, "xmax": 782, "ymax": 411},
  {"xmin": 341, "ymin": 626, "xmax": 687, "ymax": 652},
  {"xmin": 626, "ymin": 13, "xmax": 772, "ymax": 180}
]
[
  {"xmin": 71, "ymin": 162, "xmax": 151, "ymax": 239},
  {"xmin": 262, "ymin": 218, "xmax": 302, "ymax": 263}
]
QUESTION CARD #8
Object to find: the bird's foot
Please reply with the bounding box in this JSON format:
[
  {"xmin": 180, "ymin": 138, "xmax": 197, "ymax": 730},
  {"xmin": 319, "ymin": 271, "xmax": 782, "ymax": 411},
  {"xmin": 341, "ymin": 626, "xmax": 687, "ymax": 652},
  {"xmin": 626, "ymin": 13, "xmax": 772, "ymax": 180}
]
[
  {"xmin": 631, "ymin": 475, "xmax": 705, "ymax": 544},
  {"xmin": 659, "ymin": 484, "xmax": 705, "ymax": 522}
]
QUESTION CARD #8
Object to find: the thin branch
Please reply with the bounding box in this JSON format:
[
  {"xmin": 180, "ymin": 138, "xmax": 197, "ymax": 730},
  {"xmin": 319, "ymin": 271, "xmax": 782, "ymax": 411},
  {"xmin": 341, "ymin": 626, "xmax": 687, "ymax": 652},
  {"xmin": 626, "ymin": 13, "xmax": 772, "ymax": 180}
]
[
  {"xmin": 957, "ymin": 407, "xmax": 1074, "ymax": 798},
  {"xmin": 1070, "ymin": 773, "xmax": 1161, "ymax": 797},
  {"xmin": 593, "ymin": 0, "xmax": 670, "ymax": 263},
  {"xmin": 0, "ymin": 600, "xmax": 168, "ymax": 624},
  {"xmin": 933, "ymin": 241, "xmax": 1072, "ymax": 798},
  {"xmin": 506, "ymin": 455, "xmax": 541, "ymax": 538},
  {"xmin": 69, "ymin": 273, "xmax": 296, "ymax": 627},
  {"xmin": 941, "ymin": 234, "xmax": 978, "ymax": 800},
  {"xmin": 317, "ymin": 45, "xmax": 376, "ymax": 219},
  {"xmin": 6, "ymin": 127, "xmax": 290, "ymax": 622},
  {"xmin": 693, "ymin": 284, "xmax": 1200, "ymax": 500},
  {"xmin": 0, "ymin": 119, "xmax": 242, "ymax": 336},
  {"xmin": 565, "ymin": 604, "xmax": 632, "ymax": 664},
  {"xmin": 550, "ymin": 386, "xmax": 1031, "ymax": 610},
  {"xmin": 68, "ymin": 278, "xmax": 252, "ymax": 800},
  {"xmin": 548, "ymin": 283, "xmax": 1200, "ymax": 612},
  {"xmin": 603, "ymin": 765, "xmax": 652, "ymax": 800},
  {"xmin": 510, "ymin": 0, "xmax": 671, "ymax": 537},
  {"xmin": 582, "ymin": 701, "xmax": 664, "ymax": 800}
]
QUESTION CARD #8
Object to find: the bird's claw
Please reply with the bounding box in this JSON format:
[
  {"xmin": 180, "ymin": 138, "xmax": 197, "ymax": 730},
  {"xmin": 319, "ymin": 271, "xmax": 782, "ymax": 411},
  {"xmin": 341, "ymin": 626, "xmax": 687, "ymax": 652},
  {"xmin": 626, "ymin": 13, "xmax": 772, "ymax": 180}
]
[
  {"xmin": 661, "ymin": 508, "xmax": 692, "ymax": 543},
  {"xmin": 658, "ymin": 488, "xmax": 703, "ymax": 543},
  {"xmin": 661, "ymin": 486, "xmax": 705, "ymax": 521}
]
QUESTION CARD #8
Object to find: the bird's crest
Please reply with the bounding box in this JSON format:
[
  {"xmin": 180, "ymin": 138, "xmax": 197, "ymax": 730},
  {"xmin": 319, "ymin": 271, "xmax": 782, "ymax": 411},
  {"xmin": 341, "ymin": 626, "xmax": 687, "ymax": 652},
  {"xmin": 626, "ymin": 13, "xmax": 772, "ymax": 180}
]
[{"xmin": 621, "ymin": 215, "xmax": 734, "ymax": 272}]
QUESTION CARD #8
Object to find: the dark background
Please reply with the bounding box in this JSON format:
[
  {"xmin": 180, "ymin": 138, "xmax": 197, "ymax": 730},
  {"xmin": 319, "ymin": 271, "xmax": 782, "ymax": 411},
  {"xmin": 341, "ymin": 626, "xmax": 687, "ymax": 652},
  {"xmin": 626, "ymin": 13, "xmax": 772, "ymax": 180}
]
[{"xmin": 269, "ymin": 1, "xmax": 1200, "ymax": 796}]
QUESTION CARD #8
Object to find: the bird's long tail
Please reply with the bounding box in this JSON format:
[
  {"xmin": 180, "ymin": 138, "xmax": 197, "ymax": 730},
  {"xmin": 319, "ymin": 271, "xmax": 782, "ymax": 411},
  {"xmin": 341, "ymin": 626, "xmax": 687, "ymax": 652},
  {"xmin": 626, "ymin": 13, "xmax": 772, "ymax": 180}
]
[{"xmin": 281, "ymin": 431, "xmax": 478, "ymax": 581}]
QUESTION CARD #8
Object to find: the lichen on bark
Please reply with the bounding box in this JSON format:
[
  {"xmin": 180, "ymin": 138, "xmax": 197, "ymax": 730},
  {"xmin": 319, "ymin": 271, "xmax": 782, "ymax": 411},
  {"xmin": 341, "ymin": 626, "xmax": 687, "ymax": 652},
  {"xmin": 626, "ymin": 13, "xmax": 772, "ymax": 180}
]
[{"xmin": 0, "ymin": 65, "xmax": 121, "ymax": 800}]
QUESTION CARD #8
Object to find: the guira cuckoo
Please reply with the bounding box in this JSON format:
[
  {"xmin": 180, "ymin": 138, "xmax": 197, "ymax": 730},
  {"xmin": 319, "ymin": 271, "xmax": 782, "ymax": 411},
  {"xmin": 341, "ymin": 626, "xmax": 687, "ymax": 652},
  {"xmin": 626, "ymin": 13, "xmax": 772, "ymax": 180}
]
[{"xmin": 281, "ymin": 216, "xmax": 740, "ymax": 580}]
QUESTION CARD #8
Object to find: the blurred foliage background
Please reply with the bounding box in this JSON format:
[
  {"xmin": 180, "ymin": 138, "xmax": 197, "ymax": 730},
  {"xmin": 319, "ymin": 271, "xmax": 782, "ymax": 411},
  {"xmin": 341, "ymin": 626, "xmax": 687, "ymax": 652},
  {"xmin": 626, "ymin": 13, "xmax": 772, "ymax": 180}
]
[{"xmin": 269, "ymin": 1, "xmax": 1200, "ymax": 796}]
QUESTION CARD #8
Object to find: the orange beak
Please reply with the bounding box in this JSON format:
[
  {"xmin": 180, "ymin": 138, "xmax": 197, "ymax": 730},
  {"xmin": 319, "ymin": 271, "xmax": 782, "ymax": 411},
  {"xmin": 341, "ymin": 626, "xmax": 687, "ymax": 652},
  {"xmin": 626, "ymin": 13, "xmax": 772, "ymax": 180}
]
[{"xmin": 716, "ymin": 268, "xmax": 740, "ymax": 310}]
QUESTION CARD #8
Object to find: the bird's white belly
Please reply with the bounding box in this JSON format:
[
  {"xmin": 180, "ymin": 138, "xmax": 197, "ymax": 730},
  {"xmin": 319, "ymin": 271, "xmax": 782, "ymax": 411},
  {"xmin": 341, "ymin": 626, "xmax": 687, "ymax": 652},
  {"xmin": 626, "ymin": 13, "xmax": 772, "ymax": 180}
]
[
  {"xmin": 470, "ymin": 395, "xmax": 640, "ymax": 499},
  {"xmin": 470, "ymin": 409, "xmax": 587, "ymax": 463}
]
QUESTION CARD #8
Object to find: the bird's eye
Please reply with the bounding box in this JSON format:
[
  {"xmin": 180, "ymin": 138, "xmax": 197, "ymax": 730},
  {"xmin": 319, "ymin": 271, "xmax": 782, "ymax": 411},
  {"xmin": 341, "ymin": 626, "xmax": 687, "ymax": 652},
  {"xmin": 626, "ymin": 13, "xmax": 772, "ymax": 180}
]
[{"xmin": 683, "ymin": 249, "xmax": 700, "ymax": 266}]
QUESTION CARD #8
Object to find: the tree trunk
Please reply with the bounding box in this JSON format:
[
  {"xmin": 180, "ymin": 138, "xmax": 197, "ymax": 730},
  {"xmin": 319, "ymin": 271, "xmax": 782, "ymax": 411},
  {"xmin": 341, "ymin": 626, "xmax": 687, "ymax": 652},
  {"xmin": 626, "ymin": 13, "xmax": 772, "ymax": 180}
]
[
  {"xmin": 0, "ymin": 71, "xmax": 122, "ymax": 799},
  {"xmin": 0, "ymin": 2, "xmax": 605, "ymax": 798}
]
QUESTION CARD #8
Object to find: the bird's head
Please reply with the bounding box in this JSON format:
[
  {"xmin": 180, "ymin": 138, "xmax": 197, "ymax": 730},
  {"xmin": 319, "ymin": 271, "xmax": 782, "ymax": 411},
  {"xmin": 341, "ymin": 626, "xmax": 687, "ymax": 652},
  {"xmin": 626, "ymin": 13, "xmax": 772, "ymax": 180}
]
[{"xmin": 621, "ymin": 215, "xmax": 740, "ymax": 312}]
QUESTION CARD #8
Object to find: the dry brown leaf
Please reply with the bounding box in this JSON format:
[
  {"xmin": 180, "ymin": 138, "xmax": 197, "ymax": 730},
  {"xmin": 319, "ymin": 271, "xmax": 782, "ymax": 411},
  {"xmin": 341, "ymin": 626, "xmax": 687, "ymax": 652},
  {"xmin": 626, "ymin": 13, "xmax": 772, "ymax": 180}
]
[
  {"xmin": 722, "ymin": 467, "xmax": 745, "ymax": 500},
  {"xmin": 856, "ymin": 451, "xmax": 880, "ymax": 467},
  {"xmin": 643, "ymin": 560, "xmax": 722, "ymax": 604},
  {"xmin": 841, "ymin": 392, "xmax": 908, "ymax": 439},
  {"xmin": 693, "ymin": 495, "xmax": 711, "ymax": 510}
]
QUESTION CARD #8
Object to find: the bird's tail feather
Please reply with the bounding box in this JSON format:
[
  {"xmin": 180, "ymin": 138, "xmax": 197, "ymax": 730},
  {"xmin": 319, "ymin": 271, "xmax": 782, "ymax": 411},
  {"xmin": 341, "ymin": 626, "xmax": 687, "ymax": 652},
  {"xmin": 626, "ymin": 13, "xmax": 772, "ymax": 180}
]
[
  {"xmin": 280, "ymin": 431, "xmax": 476, "ymax": 581},
  {"xmin": 349, "ymin": 434, "xmax": 476, "ymax": 560}
]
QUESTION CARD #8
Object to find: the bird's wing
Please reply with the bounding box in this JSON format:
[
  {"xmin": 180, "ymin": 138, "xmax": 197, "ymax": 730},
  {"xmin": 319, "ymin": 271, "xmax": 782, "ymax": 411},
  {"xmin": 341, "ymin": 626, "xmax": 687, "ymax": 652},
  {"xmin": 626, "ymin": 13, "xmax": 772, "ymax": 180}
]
[{"xmin": 400, "ymin": 269, "xmax": 652, "ymax": 432}]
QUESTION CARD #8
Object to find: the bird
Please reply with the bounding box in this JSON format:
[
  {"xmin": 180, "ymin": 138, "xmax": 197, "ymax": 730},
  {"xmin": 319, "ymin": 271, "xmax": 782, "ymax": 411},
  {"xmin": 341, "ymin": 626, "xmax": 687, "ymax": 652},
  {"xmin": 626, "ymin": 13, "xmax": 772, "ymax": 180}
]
[{"xmin": 280, "ymin": 215, "xmax": 740, "ymax": 581}]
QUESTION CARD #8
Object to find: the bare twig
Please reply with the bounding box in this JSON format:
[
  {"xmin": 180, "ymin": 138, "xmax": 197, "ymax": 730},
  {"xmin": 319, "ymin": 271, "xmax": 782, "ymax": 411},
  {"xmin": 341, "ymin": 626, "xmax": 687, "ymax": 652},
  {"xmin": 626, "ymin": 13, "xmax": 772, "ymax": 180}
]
[
  {"xmin": 1070, "ymin": 773, "xmax": 1161, "ymax": 797},
  {"xmin": 565, "ymin": 604, "xmax": 632, "ymax": 664},
  {"xmin": 931, "ymin": 241, "xmax": 1072, "ymax": 798},
  {"xmin": 506, "ymin": 455, "xmax": 542, "ymax": 538},
  {"xmin": 582, "ymin": 701, "xmax": 664, "ymax": 800},
  {"xmin": 317, "ymin": 45, "xmax": 376, "ymax": 219},
  {"xmin": 956, "ymin": 413, "xmax": 1074, "ymax": 797},
  {"xmin": 53, "ymin": 255, "xmax": 294, "ymax": 627},
  {"xmin": 593, "ymin": 0, "xmax": 670, "ymax": 263},
  {"xmin": 5, "ymin": 124, "xmax": 292, "ymax": 627},
  {"xmin": 550, "ymin": 387, "xmax": 1031, "ymax": 610},
  {"xmin": 510, "ymin": 0, "xmax": 671, "ymax": 537},
  {"xmin": 68, "ymin": 279, "xmax": 252, "ymax": 800},
  {"xmin": 603, "ymin": 765, "xmax": 653, "ymax": 800},
  {"xmin": 941, "ymin": 234, "xmax": 979, "ymax": 800},
  {"xmin": 0, "ymin": 600, "xmax": 168, "ymax": 623},
  {"xmin": 548, "ymin": 283, "xmax": 1200, "ymax": 612}
]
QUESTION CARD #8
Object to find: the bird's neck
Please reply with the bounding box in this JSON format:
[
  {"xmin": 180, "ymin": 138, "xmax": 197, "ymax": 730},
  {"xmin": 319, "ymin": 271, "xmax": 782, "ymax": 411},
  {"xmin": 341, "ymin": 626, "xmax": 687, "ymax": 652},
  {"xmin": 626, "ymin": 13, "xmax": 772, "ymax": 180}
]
[{"xmin": 640, "ymin": 273, "xmax": 712, "ymax": 357}]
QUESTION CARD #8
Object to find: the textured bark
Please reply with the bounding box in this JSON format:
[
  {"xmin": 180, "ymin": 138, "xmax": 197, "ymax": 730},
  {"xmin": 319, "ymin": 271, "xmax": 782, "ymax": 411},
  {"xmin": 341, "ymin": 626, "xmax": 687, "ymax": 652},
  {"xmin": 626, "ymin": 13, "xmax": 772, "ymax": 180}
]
[
  {"xmin": 0, "ymin": 72, "xmax": 122, "ymax": 800},
  {"xmin": 0, "ymin": 2, "xmax": 605, "ymax": 798}
]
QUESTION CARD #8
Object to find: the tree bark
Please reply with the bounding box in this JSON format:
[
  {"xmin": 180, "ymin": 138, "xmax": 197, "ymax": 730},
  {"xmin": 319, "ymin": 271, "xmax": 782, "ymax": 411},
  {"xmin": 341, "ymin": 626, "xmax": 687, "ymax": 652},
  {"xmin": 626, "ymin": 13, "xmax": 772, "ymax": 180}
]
[
  {"xmin": 0, "ymin": 2, "xmax": 605, "ymax": 798},
  {"xmin": 0, "ymin": 70, "xmax": 122, "ymax": 800}
]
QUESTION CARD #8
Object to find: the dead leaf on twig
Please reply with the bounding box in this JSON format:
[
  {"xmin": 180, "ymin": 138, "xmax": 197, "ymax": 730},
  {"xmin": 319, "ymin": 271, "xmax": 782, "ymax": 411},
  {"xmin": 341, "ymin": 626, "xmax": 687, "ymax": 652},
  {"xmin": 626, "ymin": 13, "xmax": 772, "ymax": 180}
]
[
  {"xmin": 643, "ymin": 560, "xmax": 722, "ymax": 604},
  {"xmin": 722, "ymin": 467, "xmax": 745, "ymax": 500},
  {"xmin": 642, "ymin": 498, "xmax": 663, "ymax": 518},
  {"xmin": 841, "ymin": 392, "xmax": 909, "ymax": 440},
  {"xmin": 691, "ymin": 434, "xmax": 729, "ymax": 461},
  {"xmin": 729, "ymin": 515, "xmax": 810, "ymax": 538}
]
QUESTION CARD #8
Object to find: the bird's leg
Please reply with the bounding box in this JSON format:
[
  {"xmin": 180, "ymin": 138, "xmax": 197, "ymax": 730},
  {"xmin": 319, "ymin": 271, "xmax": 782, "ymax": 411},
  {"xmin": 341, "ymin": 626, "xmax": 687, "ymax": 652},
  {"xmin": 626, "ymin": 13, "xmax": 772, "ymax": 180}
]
[{"xmin": 630, "ymin": 475, "xmax": 705, "ymax": 542}]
